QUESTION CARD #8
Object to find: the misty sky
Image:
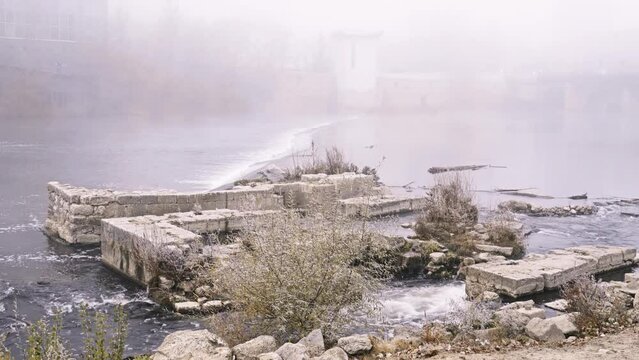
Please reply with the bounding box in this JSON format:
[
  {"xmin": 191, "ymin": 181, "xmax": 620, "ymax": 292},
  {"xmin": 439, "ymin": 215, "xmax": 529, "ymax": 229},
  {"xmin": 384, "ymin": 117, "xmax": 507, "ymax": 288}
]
[{"xmin": 110, "ymin": 0, "xmax": 639, "ymax": 73}]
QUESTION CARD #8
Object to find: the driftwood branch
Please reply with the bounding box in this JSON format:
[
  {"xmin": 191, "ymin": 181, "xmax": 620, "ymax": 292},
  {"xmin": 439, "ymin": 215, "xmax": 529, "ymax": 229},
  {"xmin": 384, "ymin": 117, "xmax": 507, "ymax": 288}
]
[{"xmin": 428, "ymin": 164, "xmax": 506, "ymax": 174}]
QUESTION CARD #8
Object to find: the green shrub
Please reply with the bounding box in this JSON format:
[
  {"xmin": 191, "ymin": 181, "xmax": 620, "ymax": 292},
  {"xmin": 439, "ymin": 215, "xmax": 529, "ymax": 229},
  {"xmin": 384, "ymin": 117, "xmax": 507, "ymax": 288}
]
[{"xmin": 80, "ymin": 305, "xmax": 128, "ymax": 360}]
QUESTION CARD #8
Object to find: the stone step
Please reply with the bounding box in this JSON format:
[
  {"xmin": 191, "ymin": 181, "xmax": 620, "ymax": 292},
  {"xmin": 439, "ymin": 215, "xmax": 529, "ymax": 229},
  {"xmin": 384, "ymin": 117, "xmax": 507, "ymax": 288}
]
[{"xmin": 465, "ymin": 245, "xmax": 637, "ymax": 298}]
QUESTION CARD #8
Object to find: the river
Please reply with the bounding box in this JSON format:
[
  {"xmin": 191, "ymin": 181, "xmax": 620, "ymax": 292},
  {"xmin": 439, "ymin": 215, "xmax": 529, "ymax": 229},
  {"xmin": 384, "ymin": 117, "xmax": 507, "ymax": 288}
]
[{"xmin": 1, "ymin": 110, "xmax": 638, "ymax": 356}]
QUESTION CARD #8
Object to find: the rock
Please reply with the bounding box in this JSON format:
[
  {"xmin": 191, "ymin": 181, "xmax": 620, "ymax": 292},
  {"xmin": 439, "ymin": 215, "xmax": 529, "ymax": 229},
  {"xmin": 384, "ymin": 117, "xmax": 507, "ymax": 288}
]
[
  {"xmin": 474, "ymin": 223, "xmax": 486, "ymax": 233},
  {"xmin": 498, "ymin": 200, "xmax": 531, "ymax": 213},
  {"xmin": 566, "ymin": 336, "xmax": 577, "ymax": 343},
  {"xmin": 625, "ymin": 272, "xmax": 639, "ymax": 284},
  {"xmin": 546, "ymin": 314, "xmax": 579, "ymax": 335},
  {"xmin": 634, "ymin": 292, "xmax": 639, "ymax": 308},
  {"xmin": 233, "ymin": 336, "xmax": 278, "ymax": 360},
  {"xmin": 195, "ymin": 285, "xmax": 213, "ymax": 297},
  {"xmin": 478, "ymin": 291, "xmax": 500, "ymax": 302},
  {"xmin": 257, "ymin": 353, "xmax": 282, "ymax": 360},
  {"xmin": 257, "ymin": 164, "xmax": 286, "ymax": 183},
  {"xmin": 475, "ymin": 244, "xmax": 513, "ymax": 257},
  {"xmin": 500, "ymin": 300, "xmax": 534, "ymax": 311},
  {"xmin": 473, "ymin": 328, "xmax": 502, "ymax": 342},
  {"xmin": 525, "ymin": 318, "xmax": 566, "ymax": 343},
  {"xmin": 337, "ymin": 334, "xmax": 372, "ymax": 355},
  {"xmin": 400, "ymin": 223, "xmax": 413, "ymax": 229},
  {"xmin": 152, "ymin": 330, "xmax": 229, "ymax": 360},
  {"xmin": 516, "ymin": 307, "xmax": 546, "ymax": 320},
  {"xmin": 463, "ymin": 257, "xmax": 475, "ymax": 266},
  {"xmin": 298, "ymin": 329, "xmax": 324, "ymax": 357},
  {"xmin": 429, "ymin": 252, "xmax": 446, "ymax": 265},
  {"xmin": 173, "ymin": 301, "xmax": 200, "ymax": 314},
  {"xmin": 544, "ymin": 299, "xmax": 568, "ymax": 312},
  {"xmin": 159, "ymin": 276, "xmax": 175, "ymax": 291},
  {"xmin": 494, "ymin": 309, "xmax": 531, "ymax": 333},
  {"xmin": 401, "ymin": 251, "xmax": 425, "ymax": 275},
  {"xmin": 276, "ymin": 343, "xmax": 309, "ymax": 360},
  {"xmin": 474, "ymin": 252, "xmax": 506, "ymax": 263},
  {"xmin": 202, "ymin": 300, "xmax": 230, "ymax": 313},
  {"xmin": 314, "ymin": 347, "xmax": 348, "ymax": 360}
]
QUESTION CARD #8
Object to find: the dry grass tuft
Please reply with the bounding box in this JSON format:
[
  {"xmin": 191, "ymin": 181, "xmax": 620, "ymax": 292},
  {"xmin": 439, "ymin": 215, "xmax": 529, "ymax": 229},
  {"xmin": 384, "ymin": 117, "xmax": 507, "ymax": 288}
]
[{"xmin": 284, "ymin": 146, "xmax": 379, "ymax": 182}]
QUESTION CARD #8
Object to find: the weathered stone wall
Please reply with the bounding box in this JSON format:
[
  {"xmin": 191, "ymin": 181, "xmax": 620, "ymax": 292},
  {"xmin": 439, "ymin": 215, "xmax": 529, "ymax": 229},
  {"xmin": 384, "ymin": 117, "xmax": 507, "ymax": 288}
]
[
  {"xmin": 101, "ymin": 210, "xmax": 277, "ymax": 285},
  {"xmin": 45, "ymin": 182, "xmax": 283, "ymax": 244}
]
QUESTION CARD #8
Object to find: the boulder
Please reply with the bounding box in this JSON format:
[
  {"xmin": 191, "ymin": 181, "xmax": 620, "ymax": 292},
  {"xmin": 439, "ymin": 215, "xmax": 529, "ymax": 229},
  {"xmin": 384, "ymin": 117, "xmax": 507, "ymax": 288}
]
[
  {"xmin": 544, "ymin": 299, "xmax": 568, "ymax": 312},
  {"xmin": 152, "ymin": 330, "xmax": 229, "ymax": 360},
  {"xmin": 276, "ymin": 343, "xmax": 309, "ymax": 360},
  {"xmin": 174, "ymin": 301, "xmax": 201, "ymax": 314},
  {"xmin": 202, "ymin": 300, "xmax": 230, "ymax": 313},
  {"xmin": 298, "ymin": 329, "xmax": 324, "ymax": 357},
  {"xmin": 429, "ymin": 252, "xmax": 446, "ymax": 265},
  {"xmin": 337, "ymin": 334, "xmax": 372, "ymax": 355},
  {"xmin": 257, "ymin": 353, "xmax": 282, "ymax": 360},
  {"xmin": 478, "ymin": 291, "xmax": 500, "ymax": 302},
  {"xmin": 159, "ymin": 276, "xmax": 175, "ymax": 291},
  {"xmin": 475, "ymin": 244, "xmax": 513, "ymax": 257},
  {"xmin": 516, "ymin": 307, "xmax": 546, "ymax": 319},
  {"xmin": 500, "ymin": 300, "xmax": 534, "ymax": 311},
  {"xmin": 525, "ymin": 318, "xmax": 565, "ymax": 343},
  {"xmin": 498, "ymin": 200, "xmax": 531, "ymax": 213},
  {"xmin": 494, "ymin": 309, "xmax": 531, "ymax": 333},
  {"xmin": 314, "ymin": 347, "xmax": 348, "ymax": 360},
  {"xmin": 233, "ymin": 336, "xmax": 278, "ymax": 360},
  {"xmin": 547, "ymin": 314, "xmax": 579, "ymax": 335}
]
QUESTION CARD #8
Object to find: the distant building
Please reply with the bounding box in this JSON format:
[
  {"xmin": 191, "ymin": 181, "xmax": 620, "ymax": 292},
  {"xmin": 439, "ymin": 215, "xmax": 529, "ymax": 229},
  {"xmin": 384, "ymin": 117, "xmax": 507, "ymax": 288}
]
[
  {"xmin": 0, "ymin": 0, "xmax": 109, "ymax": 117},
  {"xmin": 330, "ymin": 31, "xmax": 381, "ymax": 110}
]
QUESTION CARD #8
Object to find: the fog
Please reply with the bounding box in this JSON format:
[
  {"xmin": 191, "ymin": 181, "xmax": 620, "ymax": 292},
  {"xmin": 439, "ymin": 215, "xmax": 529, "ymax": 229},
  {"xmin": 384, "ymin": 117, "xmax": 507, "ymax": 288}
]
[{"xmin": 1, "ymin": 0, "xmax": 639, "ymax": 119}]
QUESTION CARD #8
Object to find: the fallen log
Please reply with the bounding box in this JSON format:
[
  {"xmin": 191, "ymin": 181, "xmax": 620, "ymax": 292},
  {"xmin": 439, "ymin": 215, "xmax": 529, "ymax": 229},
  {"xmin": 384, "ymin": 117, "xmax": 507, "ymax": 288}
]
[
  {"xmin": 428, "ymin": 164, "xmax": 506, "ymax": 174},
  {"xmin": 499, "ymin": 191, "xmax": 554, "ymax": 199},
  {"xmin": 568, "ymin": 193, "xmax": 588, "ymax": 200}
]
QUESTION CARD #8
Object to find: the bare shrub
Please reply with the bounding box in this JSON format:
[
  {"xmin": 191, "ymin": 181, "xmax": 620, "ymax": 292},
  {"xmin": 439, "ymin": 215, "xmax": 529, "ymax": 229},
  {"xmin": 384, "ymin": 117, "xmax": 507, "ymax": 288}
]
[
  {"xmin": 485, "ymin": 213, "xmax": 525, "ymax": 258},
  {"xmin": 561, "ymin": 275, "xmax": 631, "ymax": 335},
  {"xmin": 135, "ymin": 226, "xmax": 210, "ymax": 290},
  {"xmin": 212, "ymin": 206, "xmax": 389, "ymax": 341},
  {"xmin": 421, "ymin": 174, "xmax": 477, "ymax": 227},
  {"xmin": 444, "ymin": 299, "xmax": 497, "ymax": 337}
]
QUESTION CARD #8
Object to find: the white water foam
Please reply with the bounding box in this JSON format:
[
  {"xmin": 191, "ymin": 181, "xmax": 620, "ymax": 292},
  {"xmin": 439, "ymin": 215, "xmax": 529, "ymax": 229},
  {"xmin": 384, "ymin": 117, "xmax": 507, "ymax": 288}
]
[
  {"xmin": 178, "ymin": 121, "xmax": 335, "ymax": 190},
  {"xmin": 0, "ymin": 214, "xmax": 42, "ymax": 235},
  {"xmin": 377, "ymin": 281, "xmax": 466, "ymax": 326},
  {"xmin": 0, "ymin": 252, "xmax": 99, "ymax": 264},
  {"xmin": 44, "ymin": 290, "xmax": 155, "ymax": 316}
]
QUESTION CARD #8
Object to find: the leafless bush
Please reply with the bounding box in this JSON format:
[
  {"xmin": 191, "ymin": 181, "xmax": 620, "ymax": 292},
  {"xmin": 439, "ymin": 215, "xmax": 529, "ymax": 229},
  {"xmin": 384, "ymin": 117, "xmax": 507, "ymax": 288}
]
[
  {"xmin": 561, "ymin": 275, "xmax": 631, "ymax": 335},
  {"xmin": 485, "ymin": 213, "xmax": 525, "ymax": 258},
  {"xmin": 212, "ymin": 206, "xmax": 389, "ymax": 340},
  {"xmin": 136, "ymin": 226, "xmax": 209, "ymax": 289},
  {"xmin": 444, "ymin": 299, "xmax": 497, "ymax": 337},
  {"xmin": 422, "ymin": 174, "xmax": 477, "ymax": 226}
]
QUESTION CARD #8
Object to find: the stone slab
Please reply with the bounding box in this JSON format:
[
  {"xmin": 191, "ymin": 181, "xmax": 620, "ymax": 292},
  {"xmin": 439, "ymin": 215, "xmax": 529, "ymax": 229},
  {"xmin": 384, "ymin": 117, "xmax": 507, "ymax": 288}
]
[{"xmin": 465, "ymin": 245, "xmax": 636, "ymax": 298}]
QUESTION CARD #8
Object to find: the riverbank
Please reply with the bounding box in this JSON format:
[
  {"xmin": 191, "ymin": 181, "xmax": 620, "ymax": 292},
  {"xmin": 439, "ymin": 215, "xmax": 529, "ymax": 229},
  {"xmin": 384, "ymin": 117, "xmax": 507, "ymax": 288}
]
[{"xmin": 427, "ymin": 326, "xmax": 639, "ymax": 360}]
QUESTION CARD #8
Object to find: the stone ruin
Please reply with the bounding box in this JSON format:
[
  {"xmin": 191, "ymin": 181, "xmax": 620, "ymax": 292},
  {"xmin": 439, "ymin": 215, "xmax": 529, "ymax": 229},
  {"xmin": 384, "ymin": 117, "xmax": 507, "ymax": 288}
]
[{"xmin": 45, "ymin": 173, "xmax": 430, "ymax": 295}]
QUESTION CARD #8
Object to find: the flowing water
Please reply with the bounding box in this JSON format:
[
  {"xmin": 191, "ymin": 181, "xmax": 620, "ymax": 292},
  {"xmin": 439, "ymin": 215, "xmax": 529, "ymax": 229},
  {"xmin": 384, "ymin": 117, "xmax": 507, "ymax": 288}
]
[{"xmin": 1, "ymin": 110, "xmax": 638, "ymax": 355}]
